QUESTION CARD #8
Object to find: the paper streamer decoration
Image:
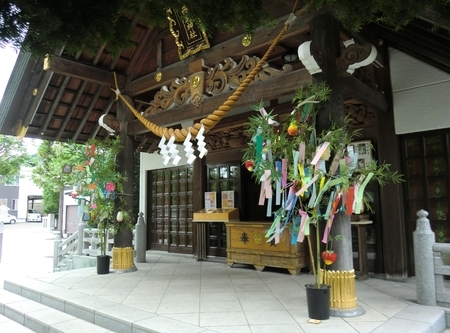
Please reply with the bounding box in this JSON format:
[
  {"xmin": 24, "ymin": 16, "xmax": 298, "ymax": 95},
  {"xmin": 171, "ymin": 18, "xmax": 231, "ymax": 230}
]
[
  {"xmin": 354, "ymin": 172, "xmax": 374, "ymax": 213},
  {"xmin": 275, "ymin": 160, "xmax": 282, "ymax": 205},
  {"xmin": 291, "ymin": 215, "xmax": 300, "ymax": 244},
  {"xmin": 266, "ymin": 197, "xmax": 272, "ymax": 217},
  {"xmin": 183, "ymin": 131, "xmax": 197, "ymax": 164},
  {"xmin": 310, "ymin": 142, "xmax": 330, "ymax": 166},
  {"xmin": 259, "ymin": 107, "xmax": 279, "ymax": 126},
  {"xmin": 297, "ymin": 210, "xmax": 310, "ymax": 242},
  {"xmin": 196, "ymin": 125, "xmax": 208, "ymax": 158},
  {"xmin": 275, "ymin": 219, "xmax": 281, "ymax": 244},
  {"xmin": 298, "ymin": 141, "xmax": 306, "ymax": 164},
  {"xmin": 167, "ymin": 135, "xmax": 182, "ymax": 165},
  {"xmin": 258, "ymin": 170, "xmax": 272, "ymax": 206},
  {"xmin": 293, "ymin": 150, "xmax": 299, "ymax": 176},
  {"xmin": 281, "ymin": 158, "xmax": 288, "ymax": 187},
  {"xmin": 275, "ymin": 179, "xmax": 281, "ymax": 205},
  {"xmin": 296, "ymin": 174, "xmax": 319, "ymax": 197},
  {"xmin": 158, "ymin": 135, "xmax": 171, "ymax": 165},
  {"xmin": 346, "ymin": 187, "xmax": 355, "ymax": 215}
]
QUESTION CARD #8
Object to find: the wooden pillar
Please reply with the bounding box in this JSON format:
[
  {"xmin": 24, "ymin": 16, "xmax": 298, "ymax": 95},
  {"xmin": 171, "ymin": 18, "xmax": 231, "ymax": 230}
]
[
  {"xmin": 376, "ymin": 44, "xmax": 407, "ymax": 280},
  {"xmin": 114, "ymin": 96, "xmax": 134, "ymax": 249},
  {"xmin": 192, "ymin": 149, "xmax": 204, "ymax": 258},
  {"xmin": 310, "ymin": 13, "xmax": 353, "ymax": 271}
]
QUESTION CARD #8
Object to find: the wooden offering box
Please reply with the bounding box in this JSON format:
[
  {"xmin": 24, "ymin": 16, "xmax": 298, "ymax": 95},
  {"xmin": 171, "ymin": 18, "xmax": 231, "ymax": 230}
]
[
  {"xmin": 225, "ymin": 221, "xmax": 308, "ymax": 275},
  {"xmin": 192, "ymin": 208, "xmax": 240, "ymax": 261},
  {"xmin": 193, "ymin": 208, "xmax": 240, "ymax": 222}
]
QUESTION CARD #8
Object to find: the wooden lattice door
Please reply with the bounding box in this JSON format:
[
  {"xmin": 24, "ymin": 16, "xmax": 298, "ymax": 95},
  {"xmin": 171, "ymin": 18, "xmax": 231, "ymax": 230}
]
[
  {"xmin": 401, "ymin": 129, "xmax": 450, "ymax": 275},
  {"xmin": 148, "ymin": 166, "xmax": 194, "ymax": 254}
]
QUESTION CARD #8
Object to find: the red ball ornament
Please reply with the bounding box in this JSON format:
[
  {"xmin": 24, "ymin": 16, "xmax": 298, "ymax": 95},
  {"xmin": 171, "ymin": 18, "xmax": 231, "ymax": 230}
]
[
  {"xmin": 321, "ymin": 250, "xmax": 337, "ymax": 265},
  {"xmin": 105, "ymin": 182, "xmax": 116, "ymax": 192},
  {"xmin": 244, "ymin": 160, "xmax": 254, "ymax": 171}
]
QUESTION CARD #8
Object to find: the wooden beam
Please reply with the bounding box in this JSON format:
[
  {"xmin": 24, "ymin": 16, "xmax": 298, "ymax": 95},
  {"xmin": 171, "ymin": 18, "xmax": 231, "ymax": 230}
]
[
  {"xmin": 43, "ymin": 55, "xmax": 127, "ymax": 88},
  {"xmin": 126, "ymin": 28, "xmax": 160, "ymax": 80},
  {"xmin": 127, "ymin": 68, "xmax": 312, "ymax": 135},
  {"xmin": 56, "ymin": 81, "xmax": 88, "ymax": 141},
  {"xmin": 124, "ymin": 9, "xmax": 327, "ymax": 96},
  {"xmin": 72, "ymin": 85, "xmax": 104, "ymax": 141},
  {"xmin": 39, "ymin": 76, "xmax": 71, "ymax": 134},
  {"xmin": 342, "ymin": 76, "xmax": 388, "ymax": 113}
]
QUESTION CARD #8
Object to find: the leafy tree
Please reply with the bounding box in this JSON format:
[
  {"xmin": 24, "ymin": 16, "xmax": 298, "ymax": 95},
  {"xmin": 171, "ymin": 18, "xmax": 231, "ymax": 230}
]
[
  {"xmin": 2, "ymin": 0, "xmax": 448, "ymax": 58},
  {"xmin": 32, "ymin": 138, "xmax": 133, "ymax": 235},
  {"xmin": 0, "ymin": 134, "xmax": 30, "ymax": 183},
  {"xmin": 0, "ymin": 0, "xmax": 274, "ymax": 57},
  {"xmin": 304, "ymin": 0, "xmax": 450, "ymax": 32},
  {"xmin": 32, "ymin": 140, "xmax": 80, "ymax": 214},
  {"xmin": 42, "ymin": 186, "xmax": 59, "ymax": 214}
]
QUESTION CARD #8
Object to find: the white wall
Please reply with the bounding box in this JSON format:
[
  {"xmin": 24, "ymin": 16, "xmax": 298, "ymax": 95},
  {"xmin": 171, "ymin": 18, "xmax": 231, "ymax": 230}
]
[
  {"xmin": 389, "ymin": 48, "xmax": 450, "ymax": 134},
  {"xmin": 17, "ymin": 167, "xmax": 42, "ymax": 219}
]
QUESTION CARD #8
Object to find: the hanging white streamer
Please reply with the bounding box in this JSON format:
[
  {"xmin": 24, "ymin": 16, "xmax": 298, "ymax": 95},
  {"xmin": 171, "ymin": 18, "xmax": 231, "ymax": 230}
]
[
  {"xmin": 196, "ymin": 125, "xmax": 208, "ymax": 158},
  {"xmin": 183, "ymin": 131, "xmax": 197, "ymax": 164},
  {"xmin": 158, "ymin": 135, "xmax": 171, "ymax": 165},
  {"xmin": 167, "ymin": 135, "xmax": 181, "ymax": 165}
]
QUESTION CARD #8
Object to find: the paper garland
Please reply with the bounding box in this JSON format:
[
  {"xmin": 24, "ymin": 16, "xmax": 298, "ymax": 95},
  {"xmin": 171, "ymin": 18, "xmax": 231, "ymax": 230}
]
[{"xmin": 158, "ymin": 125, "xmax": 209, "ymax": 165}]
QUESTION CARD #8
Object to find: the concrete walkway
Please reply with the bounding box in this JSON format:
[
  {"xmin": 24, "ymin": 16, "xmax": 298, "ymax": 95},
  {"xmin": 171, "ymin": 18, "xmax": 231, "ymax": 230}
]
[{"xmin": 0, "ymin": 223, "xmax": 449, "ymax": 333}]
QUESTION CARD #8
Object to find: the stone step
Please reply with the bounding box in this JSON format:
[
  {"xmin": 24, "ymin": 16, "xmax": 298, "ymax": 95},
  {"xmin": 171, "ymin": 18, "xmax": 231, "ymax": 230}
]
[
  {"xmin": 2, "ymin": 276, "xmax": 209, "ymax": 333},
  {"xmin": 0, "ymin": 288, "xmax": 115, "ymax": 333},
  {"xmin": 0, "ymin": 313, "xmax": 35, "ymax": 332}
]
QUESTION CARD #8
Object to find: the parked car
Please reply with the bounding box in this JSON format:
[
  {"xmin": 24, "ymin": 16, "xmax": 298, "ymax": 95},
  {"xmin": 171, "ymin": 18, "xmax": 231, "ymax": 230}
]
[
  {"xmin": 0, "ymin": 214, "xmax": 17, "ymax": 224},
  {"xmin": 27, "ymin": 209, "xmax": 42, "ymax": 222}
]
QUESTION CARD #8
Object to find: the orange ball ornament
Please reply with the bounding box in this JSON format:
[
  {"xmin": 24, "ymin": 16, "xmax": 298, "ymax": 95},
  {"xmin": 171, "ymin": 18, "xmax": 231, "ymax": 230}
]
[{"xmin": 287, "ymin": 122, "xmax": 298, "ymax": 136}]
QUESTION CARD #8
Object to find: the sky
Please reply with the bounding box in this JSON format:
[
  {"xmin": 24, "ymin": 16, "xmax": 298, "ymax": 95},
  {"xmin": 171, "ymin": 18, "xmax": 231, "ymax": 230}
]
[{"xmin": 0, "ymin": 45, "xmax": 19, "ymax": 104}]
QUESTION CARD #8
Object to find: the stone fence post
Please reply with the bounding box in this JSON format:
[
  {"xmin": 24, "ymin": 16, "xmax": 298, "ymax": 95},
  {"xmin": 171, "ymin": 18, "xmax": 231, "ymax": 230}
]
[
  {"xmin": 135, "ymin": 212, "xmax": 147, "ymax": 263},
  {"xmin": 413, "ymin": 209, "xmax": 436, "ymax": 306},
  {"xmin": 53, "ymin": 233, "xmax": 62, "ymax": 269},
  {"xmin": 77, "ymin": 218, "xmax": 86, "ymax": 255}
]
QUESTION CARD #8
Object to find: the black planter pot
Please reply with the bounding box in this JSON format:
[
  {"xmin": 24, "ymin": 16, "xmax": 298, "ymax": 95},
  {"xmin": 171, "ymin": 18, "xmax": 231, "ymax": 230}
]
[
  {"xmin": 97, "ymin": 255, "xmax": 110, "ymax": 275},
  {"xmin": 305, "ymin": 284, "xmax": 330, "ymax": 320}
]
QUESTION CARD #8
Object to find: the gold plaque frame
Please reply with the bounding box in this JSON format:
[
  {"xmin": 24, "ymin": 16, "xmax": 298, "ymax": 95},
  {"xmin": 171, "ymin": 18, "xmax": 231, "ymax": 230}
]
[{"xmin": 167, "ymin": 7, "xmax": 210, "ymax": 60}]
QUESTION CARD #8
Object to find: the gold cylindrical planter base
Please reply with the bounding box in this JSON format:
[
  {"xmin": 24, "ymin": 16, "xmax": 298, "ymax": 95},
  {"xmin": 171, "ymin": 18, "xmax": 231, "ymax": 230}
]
[
  {"xmin": 112, "ymin": 247, "xmax": 134, "ymax": 270},
  {"xmin": 321, "ymin": 269, "xmax": 357, "ymax": 309}
]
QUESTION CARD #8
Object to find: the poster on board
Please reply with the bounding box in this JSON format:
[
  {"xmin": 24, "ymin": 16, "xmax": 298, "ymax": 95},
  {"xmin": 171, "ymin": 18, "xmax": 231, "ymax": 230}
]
[{"xmin": 204, "ymin": 192, "xmax": 217, "ymax": 210}]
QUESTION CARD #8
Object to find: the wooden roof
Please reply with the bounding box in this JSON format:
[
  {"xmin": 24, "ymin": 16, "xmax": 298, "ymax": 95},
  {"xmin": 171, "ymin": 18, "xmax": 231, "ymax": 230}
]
[{"xmin": 0, "ymin": 5, "xmax": 448, "ymax": 152}]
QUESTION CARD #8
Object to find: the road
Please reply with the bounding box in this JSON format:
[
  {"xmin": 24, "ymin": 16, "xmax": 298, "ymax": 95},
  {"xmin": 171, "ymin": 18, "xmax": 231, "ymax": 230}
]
[{"xmin": 0, "ymin": 221, "xmax": 55, "ymax": 281}]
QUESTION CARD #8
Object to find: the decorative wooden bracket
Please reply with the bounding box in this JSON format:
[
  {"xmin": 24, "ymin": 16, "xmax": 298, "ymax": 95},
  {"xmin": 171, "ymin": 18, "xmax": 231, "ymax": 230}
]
[
  {"xmin": 298, "ymin": 41, "xmax": 324, "ymax": 76},
  {"xmin": 298, "ymin": 39, "xmax": 377, "ymax": 77},
  {"xmin": 336, "ymin": 39, "xmax": 377, "ymax": 76},
  {"xmin": 98, "ymin": 114, "xmax": 121, "ymax": 135},
  {"xmin": 143, "ymin": 56, "xmax": 293, "ymax": 117}
]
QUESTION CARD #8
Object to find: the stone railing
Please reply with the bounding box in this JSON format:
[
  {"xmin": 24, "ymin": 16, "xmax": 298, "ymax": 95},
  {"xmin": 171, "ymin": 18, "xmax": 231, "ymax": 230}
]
[
  {"xmin": 53, "ymin": 232, "xmax": 79, "ymax": 269},
  {"xmin": 414, "ymin": 209, "xmax": 450, "ymax": 308},
  {"xmin": 433, "ymin": 243, "xmax": 450, "ymax": 307},
  {"xmin": 53, "ymin": 228, "xmax": 115, "ymax": 270},
  {"xmin": 53, "ymin": 213, "xmax": 145, "ymax": 271}
]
